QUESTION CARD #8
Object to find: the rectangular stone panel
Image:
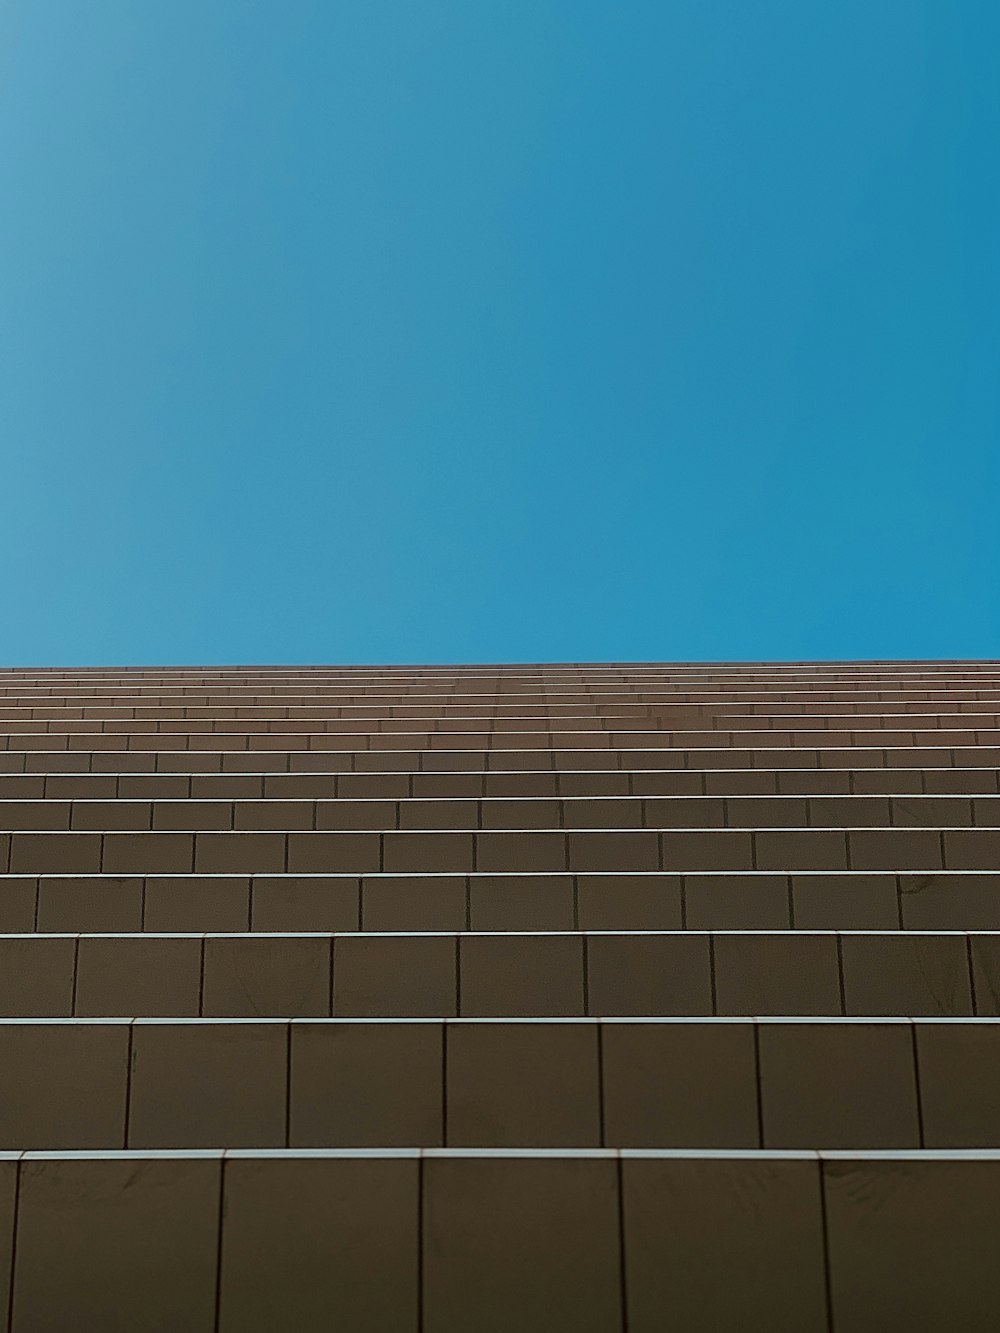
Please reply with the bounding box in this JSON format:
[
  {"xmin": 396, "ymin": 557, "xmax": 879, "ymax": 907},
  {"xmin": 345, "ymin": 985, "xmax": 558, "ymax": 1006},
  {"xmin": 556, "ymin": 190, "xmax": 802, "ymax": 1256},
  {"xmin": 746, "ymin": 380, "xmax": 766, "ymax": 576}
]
[
  {"xmin": 915, "ymin": 1020, "xmax": 1000, "ymax": 1147},
  {"xmin": 622, "ymin": 1152, "xmax": 827, "ymax": 1332},
  {"xmin": 758, "ymin": 1020, "xmax": 920, "ymax": 1149},
  {"xmin": 824, "ymin": 1154, "xmax": 1000, "ymax": 1331},
  {"xmin": 362, "ymin": 874, "xmax": 466, "ymax": 931},
  {"xmin": 713, "ymin": 933, "xmax": 841, "ymax": 1016},
  {"xmin": 422, "ymin": 1152, "xmax": 620, "ymax": 1333},
  {"xmin": 252, "ymin": 874, "xmax": 360, "ymax": 932},
  {"xmin": 12, "ymin": 1153, "xmax": 220, "ymax": 1333},
  {"xmin": 660, "ymin": 831, "xmax": 753, "ymax": 872},
  {"xmin": 468, "ymin": 874, "xmax": 573, "ymax": 931},
  {"xmin": 334, "ymin": 935, "xmax": 456, "ymax": 1018},
  {"xmin": 76, "ymin": 935, "xmax": 202, "ymax": 1017},
  {"xmin": 0, "ymin": 1020, "xmax": 129, "ymax": 1148},
  {"xmin": 601, "ymin": 1020, "xmax": 759, "ymax": 1148},
  {"xmin": 128, "ymin": 1020, "xmax": 287, "ymax": 1149},
  {"xmin": 841, "ymin": 933, "xmax": 972, "ymax": 1016},
  {"xmin": 0, "ymin": 935, "xmax": 75, "ymax": 1017},
  {"xmin": 685, "ymin": 873, "xmax": 790, "ymax": 930},
  {"xmin": 445, "ymin": 1021, "xmax": 600, "ymax": 1147},
  {"xmin": 576, "ymin": 874, "xmax": 682, "ymax": 931},
  {"xmin": 202, "ymin": 934, "xmax": 330, "ymax": 1018},
  {"xmin": 791, "ymin": 873, "xmax": 899, "ymax": 930},
  {"xmin": 0, "ymin": 875, "xmax": 35, "ymax": 930},
  {"xmin": 289, "ymin": 1021, "xmax": 443, "ymax": 1147},
  {"xmin": 194, "ymin": 833, "xmax": 283, "ymax": 874},
  {"xmin": 144, "ymin": 874, "xmax": 251, "ymax": 931},
  {"xmin": 460, "ymin": 934, "xmax": 583, "ymax": 1017},
  {"xmin": 219, "ymin": 1152, "xmax": 419, "ymax": 1333},
  {"xmin": 287, "ymin": 833, "xmax": 380, "ymax": 874},
  {"xmin": 586, "ymin": 932, "xmax": 712, "ymax": 1016}
]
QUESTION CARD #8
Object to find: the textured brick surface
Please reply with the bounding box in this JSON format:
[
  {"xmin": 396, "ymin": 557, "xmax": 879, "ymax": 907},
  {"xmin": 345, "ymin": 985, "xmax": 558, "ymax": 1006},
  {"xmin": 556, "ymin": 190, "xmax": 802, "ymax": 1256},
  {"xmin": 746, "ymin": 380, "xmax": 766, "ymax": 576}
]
[{"xmin": 1, "ymin": 658, "xmax": 998, "ymax": 1325}]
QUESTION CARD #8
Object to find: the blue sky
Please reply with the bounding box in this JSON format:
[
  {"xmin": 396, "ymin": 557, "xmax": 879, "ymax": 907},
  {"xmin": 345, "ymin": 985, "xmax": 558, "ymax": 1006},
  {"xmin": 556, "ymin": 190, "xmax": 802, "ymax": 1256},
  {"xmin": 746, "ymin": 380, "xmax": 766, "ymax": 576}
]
[{"xmin": 1, "ymin": 2, "xmax": 997, "ymax": 666}]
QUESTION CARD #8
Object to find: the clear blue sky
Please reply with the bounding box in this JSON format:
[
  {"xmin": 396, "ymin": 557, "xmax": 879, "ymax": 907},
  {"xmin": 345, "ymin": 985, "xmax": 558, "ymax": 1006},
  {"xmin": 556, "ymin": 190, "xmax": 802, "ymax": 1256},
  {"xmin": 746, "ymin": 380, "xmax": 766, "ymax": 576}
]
[{"xmin": 2, "ymin": 3, "xmax": 997, "ymax": 666}]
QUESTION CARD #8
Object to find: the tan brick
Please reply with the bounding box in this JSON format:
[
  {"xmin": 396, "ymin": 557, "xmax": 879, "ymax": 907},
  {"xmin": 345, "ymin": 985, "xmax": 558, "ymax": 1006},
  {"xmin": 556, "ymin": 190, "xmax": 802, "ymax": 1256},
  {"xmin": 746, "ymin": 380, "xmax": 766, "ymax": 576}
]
[
  {"xmin": 841, "ymin": 934, "xmax": 972, "ymax": 1016},
  {"xmin": 0, "ymin": 800, "xmax": 70, "ymax": 830},
  {"xmin": 714, "ymin": 933, "xmax": 841, "ymax": 1016},
  {"xmin": 758, "ymin": 1021, "xmax": 919, "ymax": 1149},
  {"xmin": 203, "ymin": 936, "xmax": 331, "ymax": 1018},
  {"xmin": 423, "ymin": 1153, "xmax": 620, "ymax": 1332},
  {"xmin": 567, "ymin": 829, "xmax": 659, "ymax": 873},
  {"xmin": 231, "ymin": 799, "xmax": 311, "ymax": 831},
  {"xmin": 383, "ymin": 832, "xmax": 473, "ymax": 873},
  {"xmin": 0, "ymin": 1021, "xmax": 129, "ymax": 1148},
  {"xmin": 727, "ymin": 797, "xmax": 809, "ymax": 827},
  {"xmin": 468, "ymin": 874, "xmax": 573, "ymax": 931},
  {"xmin": 644, "ymin": 796, "xmax": 725, "ymax": 826},
  {"xmin": 446, "ymin": 1021, "xmax": 600, "ymax": 1147},
  {"xmin": 0, "ymin": 875, "xmax": 35, "ymax": 931},
  {"xmin": 12, "ymin": 1154, "xmax": 219, "ymax": 1331},
  {"xmin": 76, "ymin": 936, "xmax": 202, "ymax": 1018},
  {"xmin": 577, "ymin": 874, "xmax": 682, "ymax": 931},
  {"xmin": 849, "ymin": 829, "xmax": 942, "ymax": 871},
  {"xmin": 792, "ymin": 874, "xmax": 899, "ymax": 930},
  {"xmin": 602, "ymin": 1020, "xmax": 758, "ymax": 1148},
  {"xmin": 290, "ymin": 1021, "xmax": 442, "ymax": 1147},
  {"xmin": 0, "ymin": 937, "xmax": 75, "ymax": 1017},
  {"xmin": 194, "ymin": 832, "xmax": 283, "ymax": 874},
  {"xmin": 10, "ymin": 832, "xmax": 100, "ymax": 874},
  {"xmin": 287, "ymin": 832, "xmax": 380, "ymax": 874},
  {"xmin": 145, "ymin": 875, "xmax": 251, "ymax": 932},
  {"xmin": 316, "ymin": 799, "xmax": 397, "ymax": 831},
  {"xmin": 587, "ymin": 933, "xmax": 712, "ymax": 1016},
  {"xmin": 334, "ymin": 934, "xmax": 456, "ymax": 1018},
  {"xmin": 623, "ymin": 1154, "xmax": 827, "ymax": 1332},
  {"xmin": 685, "ymin": 874, "xmax": 790, "ymax": 929},
  {"xmin": 562, "ymin": 797, "xmax": 644, "ymax": 828},
  {"xmin": 915, "ymin": 1021, "xmax": 1000, "ymax": 1146},
  {"xmin": 252, "ymin": 875, "xmax": 359, "ymax": 932},
  {"xmin": 755, "ymin": 830, "xmax": 848, "ymax": 871},
  {"xmin": 480, "ymin": 798, "xmax": 560, "ymax": 829},
  {"xmin": 220, "ymin": 1154, "xmax": 418, "ymax": 1332},
  {"xmin": 37, "ymin": 875, "xmax": 142, "ymax": 932},
  {"xmin": 824, "ymin": 1156, "xmax": 1000, "ymax": 1330},
  {"xmin": 128, "ymin": 1020, "xmax": 287, "ymax": 1149},
  {"xmin": 71, "ymin": 799, "xmax": 153, "ymax": 830},
  {"xmin": 660, "ymin": 831, "xmax": 753, "ymax": 872},
  {"xmin": 461, "ymin": 934, "xmax": 583, "ymax": 1017},
  {"xmin": 475, "ymin": 831, "xmax": 566, "ymax": 873},
  {"xmin": 943, "ymin": 830, "xmax": 1000, "ymax": 871}
]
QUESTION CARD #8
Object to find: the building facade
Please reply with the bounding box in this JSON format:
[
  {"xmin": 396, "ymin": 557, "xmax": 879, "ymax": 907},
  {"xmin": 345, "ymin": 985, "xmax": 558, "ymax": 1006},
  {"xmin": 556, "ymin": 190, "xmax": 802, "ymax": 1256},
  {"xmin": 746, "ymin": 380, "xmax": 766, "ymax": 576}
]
[{"xmin": 0, "ymin": 660, "xmax": 998, "ymax": 1329}]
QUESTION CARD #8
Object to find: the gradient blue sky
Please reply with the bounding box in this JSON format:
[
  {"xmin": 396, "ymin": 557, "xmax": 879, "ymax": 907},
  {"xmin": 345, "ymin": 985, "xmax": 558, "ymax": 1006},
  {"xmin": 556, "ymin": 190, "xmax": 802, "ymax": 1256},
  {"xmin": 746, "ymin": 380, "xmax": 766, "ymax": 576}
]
[{"xmin": 2, "ymin": 2, "xmax": 997, "ymax": 666}]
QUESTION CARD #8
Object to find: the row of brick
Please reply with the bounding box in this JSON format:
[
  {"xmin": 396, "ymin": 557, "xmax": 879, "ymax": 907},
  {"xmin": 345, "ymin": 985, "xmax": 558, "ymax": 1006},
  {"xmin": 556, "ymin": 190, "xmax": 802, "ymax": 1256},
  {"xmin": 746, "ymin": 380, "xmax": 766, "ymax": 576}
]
[
  {"xmin": 6, "ymin": 721, "xmax": 1000, "ymax": 748},
  {"xmin": 0, "ymin": 1147, "xmax": 988, "ymax": 1332},
  {"xmin": 5, "ymin": 740, "xmax": 1000, "ymax": 772},
  {"xmin": 2, "ymin": 826, "xmax": 998, "ymax": 874},
  {"xmin": 0, "ymin": 869, "xmax": 995, "ymax": 933},
  {"xmin": 26, "ymin": 691, "xmax": 1000, "ymax": 709},
  {"xmin": 8, "ymin": 701, "xmax": 1000, "ymax": 722},
  {"xmin": 6, "ymin": 690, "xmax": 1000, "ymax": 712},
  {"xmin": 18, "ymin": 684, "xmax": 969, "ymax": 706},
  {"xmin": 2, "ymin": 929, "xmax": 998, "ymax": 1019},
  {"xmin": 6, "ymin": 686, "xmax": 1000, "ymax": 711},
  {"xmin": 1, "ymin": 764, "xmax": 998, "ymax": 799},
  {"xmin": 3, "ymin": 792, "xmax": 999, "ymax": 833},
  {"xmin": 1, "ymin": 1016, "xmax": 999, "ymax": 1150}
]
